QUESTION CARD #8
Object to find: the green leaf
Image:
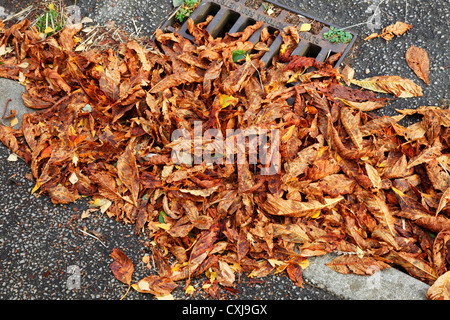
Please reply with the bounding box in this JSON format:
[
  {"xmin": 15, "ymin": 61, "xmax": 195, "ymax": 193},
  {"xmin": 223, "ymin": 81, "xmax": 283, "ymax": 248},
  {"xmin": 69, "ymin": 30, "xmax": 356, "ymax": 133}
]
[
  {"xmin": 158, "ymin": 210, "xmax": 167, "ymax": 223},
  {"xmin": 232, "ymin": 49, "xmax": 247, "ymax": 63}
]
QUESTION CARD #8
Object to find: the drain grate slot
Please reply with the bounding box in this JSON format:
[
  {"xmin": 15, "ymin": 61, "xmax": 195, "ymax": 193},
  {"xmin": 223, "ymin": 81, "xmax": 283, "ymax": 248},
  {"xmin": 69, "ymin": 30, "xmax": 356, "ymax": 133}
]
[
  {"xmin": 207, "ymin": 9, "xmax": 241, "ymax": 38},
  {"xmin": 303, "ymin": 43, "xmax": 322, "ymax": 58},
  {"xmin": 194, "ymin": 1, "xmax": 221, "ymax": 24},
  {"xmin": 158, "ymin": 0, "xmax": 357, "ymax": 67}
]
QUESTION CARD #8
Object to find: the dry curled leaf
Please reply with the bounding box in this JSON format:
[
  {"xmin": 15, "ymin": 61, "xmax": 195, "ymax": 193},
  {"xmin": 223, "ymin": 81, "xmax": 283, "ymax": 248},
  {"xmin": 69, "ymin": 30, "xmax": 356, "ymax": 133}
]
[
  {"xmin": 131, "ymin": 275, "xmax": 178, "ymax": 297},
  {"xmin": 427, "ymin": 271, "xmax": 450, "ymax": 300},
  {"xmin": 0, "ymin": 17, "xmax": 449, "ymax": 298},
  {"xmin": 405, "ymin": 46, "xmax": 430, "ymax": 85},
  {"xmin": 350, "ymin": 75, "xmax": 422, "ymax": 98},
  {"xmin": 364, "ymin": 21, "xmax": 412, "ymax": 41}
]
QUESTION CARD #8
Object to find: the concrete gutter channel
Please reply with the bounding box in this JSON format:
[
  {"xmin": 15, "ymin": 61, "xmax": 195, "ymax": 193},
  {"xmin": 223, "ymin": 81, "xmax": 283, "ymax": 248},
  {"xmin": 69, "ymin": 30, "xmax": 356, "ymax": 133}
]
[{"xmin": 0, "ymin": 0, "xmax": 448, "ymax": 300}]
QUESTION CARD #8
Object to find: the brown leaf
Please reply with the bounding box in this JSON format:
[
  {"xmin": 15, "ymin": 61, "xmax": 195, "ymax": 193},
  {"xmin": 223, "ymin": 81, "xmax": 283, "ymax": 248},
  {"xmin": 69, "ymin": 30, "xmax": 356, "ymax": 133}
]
[
  {"xmin": 427, "ymin": 271, "xmax": 450, "ymax": 300},
  {"xmin": 340, "ymin": 107, "xmax": 363, "ymax": 150},
  {"xmin": 221, "ymin": 58, "xmax": 257, "ymax": 95},
  {"xmin": 337, "ymin": 98, "xmax": 386, "ymax": 112},
  {"xmin": 110, "ymin": 248, "xmax": 134, "ymax": 285},
  {"xmin": 58, "ymin": 23, "xmax": 83, "ymax": 51},
  {"xmin": 116, "ymin": 145, "xmax": 140, "ymax": 206},
  {"xmin": 365, "ymin": 21, "xmax": 412, "ymax": 41},
  {"xmin": 46, "ymin": 184, "xmax": 80, "ymax": 204},
  {"xmin": 359, "ymin": 191, "xmax": 396, "ymax": 237},
  {"xmin": 350, "ymin": 75, "xmax": 422, "ymax": 98},
  {"xmin": 432, "ymin": 228, "xmax": 450, "ymax": 276},
  {"xmin": 132, "ymin": 275, "xmax": 178, "ymax": 296},
  {"xmin": 326, "ymin": 255, "xmax": 390, "ymax": 275},
  {"xmin": 405, "ymin": 46, "xmax": 430, "ymax": 85},
  {"xmin": 217, "ymin": 260, "xmax": 235, "ymax": 287},
  {"xmin": 263, "ymin": 194, "xmax": 344, "ymax": 218},
  {"xmin": 188, "ymin": 224, "xmax": 220, "ymax": 277},
  {"xmin": 385, "ymin": 251, "xmax": 437, "ymax": 284},
  {"xmin": 437, "ymin": 188, "xmax": 450, "ymax": 216},
  {"xmin": 286, "ymin": 261, "xmax": 304, "ymax": 288}
]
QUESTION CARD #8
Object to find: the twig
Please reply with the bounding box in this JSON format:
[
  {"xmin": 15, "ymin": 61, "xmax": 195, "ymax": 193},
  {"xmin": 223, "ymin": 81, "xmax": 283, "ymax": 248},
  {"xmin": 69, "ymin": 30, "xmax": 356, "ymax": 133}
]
[
  {"xmin": 78, "ymin": 228, "xmax": 107, "ymax": 247},
  {"xmin": 2, "ymin": 99, "xmax": 12, "ymax": 119},
  {"xmin": 339, "ymin": 0, "xmax": 387, "ymax": 31},
  {"xmin": 131, "ymin": 18, "xmax": 141, "ymax": 37},
  {"xmin": 3, "ymin": 5, "xmax": 33, "ymax": 22},
  {"xmin": 49, "ymin": 11, "xmax": 55, "ymax": 30},
  {"xmin": 248, "ymin": 59, "xmax": 264, "ymax": 91}
]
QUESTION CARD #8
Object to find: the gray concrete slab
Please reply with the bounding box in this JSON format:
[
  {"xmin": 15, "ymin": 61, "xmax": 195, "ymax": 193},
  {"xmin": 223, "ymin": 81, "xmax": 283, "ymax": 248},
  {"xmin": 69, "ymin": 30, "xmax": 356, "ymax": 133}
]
[
  {"xmin": 0, "ymin": 78, "xmax": 36, "ymax": 128},
  {"xmin": 303, "ymin": 253, "xmax": 430, "ymax": 300}
]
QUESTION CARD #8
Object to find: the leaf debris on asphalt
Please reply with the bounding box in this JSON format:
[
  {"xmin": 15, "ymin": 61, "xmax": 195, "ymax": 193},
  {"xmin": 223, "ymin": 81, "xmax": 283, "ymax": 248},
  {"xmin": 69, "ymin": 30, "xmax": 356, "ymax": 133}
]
[{"xmin": 0, "ymin": 16, "xmax": 449, "ymax": 300}]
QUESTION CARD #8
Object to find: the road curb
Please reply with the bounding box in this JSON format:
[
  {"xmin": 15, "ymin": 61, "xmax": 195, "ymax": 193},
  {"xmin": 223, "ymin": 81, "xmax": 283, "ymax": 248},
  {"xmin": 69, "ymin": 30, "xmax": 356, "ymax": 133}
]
[{"xmin": 303, "ymin": 253, "xmax": 430, "ymax": 300}]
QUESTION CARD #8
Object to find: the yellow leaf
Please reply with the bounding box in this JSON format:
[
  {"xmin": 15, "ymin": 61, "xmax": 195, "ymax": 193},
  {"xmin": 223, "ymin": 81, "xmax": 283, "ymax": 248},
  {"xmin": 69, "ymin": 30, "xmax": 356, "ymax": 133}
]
[
  {"xmin": 287, "ymin": 70, "xmax": 304, "ymax": 83},
  {"xmin": 44, "ymin": 27, "xmax": 54, "ymax": 34},
  {"xmin": 185, "ymin": 285, "xmax": 195, "ymax": 295},
  {"xmin": 310, "ymin": 210, "xmax": 321, "ymax": 219},
  {"xmin": 274, "ymin": 263, "xmax": 288, "ymax": 274},
  {"xmin": 279, "ymin": 43, "xmax": 287, "ymax": 56},
  {"xmin": 91, "ymin": 197, "xmax": 109, "ymax": 207},
  {"xmin": 268, "ymin": 258, "xmax": 286, "ymax": 267},
  {"xmin": 18, "ymin": 72, "xmax": 26, "ymax": 85},
  {"xmin": 10, "ymin": 117, "xmax": 18, "ymax": 127},
  {"xmin": 299, "ymin": 259, "xmax": 309, "ymax": 269},
  {"xmin": 281, "ymin": 125, "xmax": 296, "ymax": 143},
  {"xmin": 154, "ymin": 223, "xmax": 171, "ymax": 231},
  {"xmin": 205, "ymin": 268, "xmax": 217, "ymax": 282},
  {"xmin": 219, "ymin": 94, "xmax": 238, "ymax": 108},
  {"xmin": 299, "ymin": 23, "xmax": 311, "ymax": 32},
  {"xmin": 31, "ymin": 182, "xmax": 41, "ymax": 194}
]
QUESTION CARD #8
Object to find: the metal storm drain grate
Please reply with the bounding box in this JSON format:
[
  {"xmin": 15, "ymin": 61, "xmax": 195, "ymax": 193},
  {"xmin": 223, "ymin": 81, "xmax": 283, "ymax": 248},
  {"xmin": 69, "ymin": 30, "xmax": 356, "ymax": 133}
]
[{"xmin": 158, "ymin": 0, "xmax": 357, "ymax": 67}]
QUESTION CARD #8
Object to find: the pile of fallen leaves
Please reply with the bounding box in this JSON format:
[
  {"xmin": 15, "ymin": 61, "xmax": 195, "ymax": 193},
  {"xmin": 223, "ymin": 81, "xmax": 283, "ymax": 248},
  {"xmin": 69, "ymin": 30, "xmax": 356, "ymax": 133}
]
[{"xmin": 1, "ymin": 17, "xmax": 449, "ymax": 300}]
